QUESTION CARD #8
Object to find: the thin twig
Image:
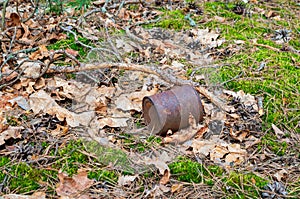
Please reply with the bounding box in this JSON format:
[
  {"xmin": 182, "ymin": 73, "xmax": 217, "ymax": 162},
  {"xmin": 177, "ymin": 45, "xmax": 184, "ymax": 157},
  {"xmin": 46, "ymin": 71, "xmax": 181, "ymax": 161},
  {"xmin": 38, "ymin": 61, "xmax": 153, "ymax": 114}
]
[
  {"xmin": 22, "ymin": 0, "xmax": 40, "ymax": 23},
  {"xmin": 125, "ymin": 26, "xmax": 145, "ymax": 43},
  {"xmin": 104, "ymin": 25, "xmax": 122, "ymax": 60},
  {"xmin": 254, "ymin": 43, "xmax": 280, "ymax": 52},
  {"xmin": 8, "ymin": 27, "xmax": 17, "ymax": 52},
  {"xmin": 1, "ymin": 0, "xmax": 9, "ymax": 31},
  {"xmin": 60, "ymin": 24, "xmax": 122, "ymax": 61}
]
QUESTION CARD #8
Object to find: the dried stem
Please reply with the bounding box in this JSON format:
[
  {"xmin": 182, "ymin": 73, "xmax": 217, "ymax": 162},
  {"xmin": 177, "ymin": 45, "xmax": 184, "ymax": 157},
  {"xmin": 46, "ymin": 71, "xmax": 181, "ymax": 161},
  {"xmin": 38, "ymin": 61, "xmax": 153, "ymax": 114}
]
[{"xmin": 1, "ymin": 0, "xmax": 9, "ymax": 31}]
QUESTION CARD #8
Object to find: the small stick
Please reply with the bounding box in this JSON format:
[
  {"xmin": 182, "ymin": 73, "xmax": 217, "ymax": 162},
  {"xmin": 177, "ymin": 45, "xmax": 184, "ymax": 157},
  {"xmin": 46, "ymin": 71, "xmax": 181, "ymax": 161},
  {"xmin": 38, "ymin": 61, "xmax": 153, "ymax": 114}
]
[
  {"xmin": 254, "ymin": 43, "xmax": 280, "ymax": 52},
  {"xmin": 1, "ymin": 0, "xmax": 9, "ymax": 31}
]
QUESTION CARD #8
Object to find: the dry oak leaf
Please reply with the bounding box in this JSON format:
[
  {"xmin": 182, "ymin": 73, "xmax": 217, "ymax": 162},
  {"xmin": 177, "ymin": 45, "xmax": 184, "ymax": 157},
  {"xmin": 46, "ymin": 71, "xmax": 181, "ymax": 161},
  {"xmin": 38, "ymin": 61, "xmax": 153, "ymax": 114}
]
[
  {"xmin": 29, "ymin": 45, "xmax": 49, "ymax": 60},
  {"xmin": 0, "ymin": 126, "xmax": 24, "ymax": 146},
  {"xmin": 7, "ymin": 13, "xmax": 21, "ymax": 27},
  {"xmin": 56, "ymin": 170, "xmax": 93, "ymax": 199},
  {"xmin": 115, "ymin": 87, "xmax": 158, "ymax": 112},
  {"xmin": 29, "ymin": 90, "xmax": 95, "ymax": 127},
  {"xmin": 144, "ymin": 151, "xmax": 171, "ymax": 185}
]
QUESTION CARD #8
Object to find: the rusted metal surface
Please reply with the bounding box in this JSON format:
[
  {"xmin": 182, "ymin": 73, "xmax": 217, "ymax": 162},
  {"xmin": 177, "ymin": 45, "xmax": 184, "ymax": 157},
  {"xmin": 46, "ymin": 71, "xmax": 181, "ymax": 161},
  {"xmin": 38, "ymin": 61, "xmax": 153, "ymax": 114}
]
[{"xmin": 142, "ymin": 85, "xmax": 204, "ymax": 136}]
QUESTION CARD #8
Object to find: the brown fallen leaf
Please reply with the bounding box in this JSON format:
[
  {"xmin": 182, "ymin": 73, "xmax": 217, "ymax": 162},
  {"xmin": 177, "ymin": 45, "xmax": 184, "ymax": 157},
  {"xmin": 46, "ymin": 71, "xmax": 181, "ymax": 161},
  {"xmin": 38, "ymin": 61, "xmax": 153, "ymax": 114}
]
[
  {"xmin": 0, "ymin": 126, "xmax": 24, "ymax": 146},
  {"xmin": 29, "ymin": 90, "xmax": 95, "ymax": 127},
  {"xmin": 8, "ymin": 13, "xmax": 21, "ymax": 27},
  {"xmin": 3, "ymin": 192, "xmax": 46, "ymax": 199},
  {"xmin": 143, "ymin": 152, "xmax": 171, "ymax": 185},
  {"xmin": 115, "ymin": 86, "xmax": 158, "ymax": 112},
  {"xmin": 29, "ymin": 45, "xmax": 49, "ymax": 60},
  {"xmin": 163, "ymin": 114, "xmax": 203, "ymax": 144},
  {"xmin": 56, "ymin": 170, "xmax": 94, "ymax": 199},
  {"xmin": 171, "ymin": 183, "xmax": 183, "ymax": 193},
  {"xmin": 230, "ymin": 129, "xmax": 249, "ymax": 142},
  {"xmin": 65, "ymin": 48, "xmax": 79, "ymax": 57},
  {"xmin": 160, "ymin": 169, "xmax": 171, "ymax": 185}
]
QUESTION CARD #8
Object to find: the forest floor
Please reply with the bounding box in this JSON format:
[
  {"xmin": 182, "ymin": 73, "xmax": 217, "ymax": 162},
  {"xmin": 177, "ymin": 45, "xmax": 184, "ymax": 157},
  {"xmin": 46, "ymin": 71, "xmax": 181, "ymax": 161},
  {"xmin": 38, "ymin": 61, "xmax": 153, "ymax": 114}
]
[{"xmin": 0, "ymin": 0, "xmax": 299, "ymax": 198}]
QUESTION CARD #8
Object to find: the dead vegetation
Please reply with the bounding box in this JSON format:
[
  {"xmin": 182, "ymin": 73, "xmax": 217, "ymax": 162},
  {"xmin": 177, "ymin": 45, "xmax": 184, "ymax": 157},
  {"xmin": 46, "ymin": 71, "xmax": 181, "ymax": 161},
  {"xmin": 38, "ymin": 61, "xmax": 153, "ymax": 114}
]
[{"xmin": 0, "ymin": 0, "xmax": 299, "ymax": 198}]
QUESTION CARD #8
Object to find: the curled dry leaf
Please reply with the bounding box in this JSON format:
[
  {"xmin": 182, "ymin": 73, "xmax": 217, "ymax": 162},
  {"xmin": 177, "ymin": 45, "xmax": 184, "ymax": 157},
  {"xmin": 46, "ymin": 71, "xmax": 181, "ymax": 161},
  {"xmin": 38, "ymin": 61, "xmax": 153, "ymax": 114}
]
[
  {"xmin": 192, "ymin": 140, "xmax": 215, "ymax": 156},
  {"xmin": 230, "ymin": 129, "xmax": 249, "ymax": 142},
  {"xmin": 163, "ymin": 115, "xmax": 206, "ymax": 144},
  {"xmin": 192, "ymin": 139, "xmax": 247, "ymax": 167},
  {"xmin": 8, "ymin": 96, "xmax": 30, "ymax": 111},
  {"xmin": 159, "ymin": 169, "xmax": 171, "ymax": 185},
  {"xmin": 29, "ymin": 45, "xmax": 49, "ymax": 60},
  {"xmin": 21, "ymin": 61, "xmax": 42, "ymax": 78},
  {"xmin": 98, "ymin": 117, "xmax": 129, "ymax": 128},
  {"xmin": 190, "ymin": 28, "xmax": 224, "ymax": 48},
  {"xmin": 171, "ymin": 183, "xmax": 183, "ymax": 193},
  {"xmin": 56, "ymin": 170, "xmax": 93, "ymax": 199},
  {"xmin": 274, "ymin": 169, "xmax": 288, "ymax": 182},
  {"xmin": 48, "ymin": 77, "xmax": 114, "ymax": 113},
  {"xmin": 65, "ymin": 48, "xmax": 79, "ymax": 57},
  {"xmin": 144, "ymin": 152, "xmax": 171, "ymax": 185},
  {"xmin": 0, "ymin": 126, "xmax": 24, "ymax": 146},
  {"xmin": 97, "ymin": 108, "xmax": 131, "ymax": 128}
]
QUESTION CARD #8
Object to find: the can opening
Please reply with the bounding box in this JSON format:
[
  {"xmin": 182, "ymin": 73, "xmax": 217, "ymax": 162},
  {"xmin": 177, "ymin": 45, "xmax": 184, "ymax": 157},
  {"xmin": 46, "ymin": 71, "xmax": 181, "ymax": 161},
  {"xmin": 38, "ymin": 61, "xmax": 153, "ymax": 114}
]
[{"xmin": 142, "ymin": 97, "xmax": 163, "ymax": 134}]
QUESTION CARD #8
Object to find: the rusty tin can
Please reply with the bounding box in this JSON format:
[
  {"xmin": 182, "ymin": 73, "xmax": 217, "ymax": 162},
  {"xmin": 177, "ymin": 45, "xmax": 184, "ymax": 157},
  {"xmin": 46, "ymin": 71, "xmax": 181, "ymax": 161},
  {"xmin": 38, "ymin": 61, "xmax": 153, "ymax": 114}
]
[{"xmin": 142, "ymin": 85, "xmax": 204, "ymax": 136}]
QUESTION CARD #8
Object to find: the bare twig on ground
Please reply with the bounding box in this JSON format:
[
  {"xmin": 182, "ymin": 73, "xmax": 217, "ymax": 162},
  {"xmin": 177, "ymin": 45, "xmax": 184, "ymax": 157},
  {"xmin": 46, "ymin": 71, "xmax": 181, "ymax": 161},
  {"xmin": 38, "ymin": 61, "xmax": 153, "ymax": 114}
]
[
  {"xmin": 196, "ymin": 86, "xmax": 235, "ymax": 113},
  {"xmin": 21, "ymin": 0, "xmax": 40, "ymax": 23},
  {"xmin": 60, "ymin": 23, "xmax": 122, "ymax": 61},
  {"xmin": 1, "ymin": 0, "xmax": 9, "ymax": 31},
  {"xmin": 46, "ymin": 61, "xmax": 234, "ymax": 113},
  {"xmin": 125, "ymin": 26, "xmax": 145, "ymax": 43},
  {"xmin": 104, "ymin": 25, "xmax": 122, "ymax": 60},
  {"xmin": 254, "ymin": 43, "xmax": 280, "ymax": 52},
  {"xmin": 46, "ymin": 62, "xmax": 191, "ymax": 85}
]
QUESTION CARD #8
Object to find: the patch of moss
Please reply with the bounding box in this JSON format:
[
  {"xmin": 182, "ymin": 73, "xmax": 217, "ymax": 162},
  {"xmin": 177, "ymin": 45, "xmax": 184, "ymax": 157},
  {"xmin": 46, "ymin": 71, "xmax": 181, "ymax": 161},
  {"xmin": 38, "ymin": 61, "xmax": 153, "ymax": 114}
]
[
  {"xmin": 47, "ymin": 34, "xmax": 91, "ymax": 59},
  {"xmin": 146, "ymin": 9, "xmax": 191, "ymax": 30},
  {"xmin": 261, "ymin": 134, "xmax": 288, "ymax": 156},
  {"xmin": 46, "ymin": 0, "xmax": 64, "ymax": 15},
  {"xmin": 196, "ymin": 0, "xmax": 300, "ymax": 135},
  {"xmin": 0, "ymin": 158, "xmax": 58, "ymax": 194},
  {"xmin": 65, "ymin": 73, "xmax": 76, "ymax": 79},
  {"xmin": 83, "ymin": 140, "xmax": 134, "ymax": 173},
  {"xmin": 223, "ymin": 172, "xmax": 269, "ymax": 198},
  {"xmin": 169, "ymin": 157, "xmax": 224, "ymax": 185},
  {"xmin": 132, "ymin": 112, "xmax": 144, "ymax": 128},
  {"xmin": 220, "ymin": 49, "xmax": 299, "ymax": 131},
  {"xmin": 66, "ymin": 0, "xmax": 91, "ymax": 10},
  {"xmin": 204, "ymin": 1, "xmax": 242, "ymax": 20},
  {"xmin": 128, "ymin": 4, "xmax": 139, "ymax": 11},
  {"xmin": 146, "ymin": 135, "xmax": 162, "ymax": 144},
  {"xmin": 88, "ymin": 169, "xmax": 118, "ymax": 184},
  {"xmin": 53, "ymin": 140, "xmax": 89, "ymax": 175}
]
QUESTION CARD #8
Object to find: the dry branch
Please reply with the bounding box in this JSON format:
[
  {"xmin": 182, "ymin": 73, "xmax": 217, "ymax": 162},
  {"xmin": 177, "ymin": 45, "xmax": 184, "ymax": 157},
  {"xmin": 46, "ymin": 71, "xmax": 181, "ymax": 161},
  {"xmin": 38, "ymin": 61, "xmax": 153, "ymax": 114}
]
[
  {"xmin": 254, "ymin": 43, "xmax": 280, "ymax": 52},
  {"xmin": 46, "ymin": 62, "xmax": 233, "ymax": 113}
]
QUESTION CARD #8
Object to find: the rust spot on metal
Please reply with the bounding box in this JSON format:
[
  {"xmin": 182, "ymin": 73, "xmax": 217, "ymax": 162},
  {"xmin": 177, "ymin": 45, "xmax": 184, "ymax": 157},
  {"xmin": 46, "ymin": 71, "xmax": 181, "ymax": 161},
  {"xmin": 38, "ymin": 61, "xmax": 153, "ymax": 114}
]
[{"xmin": 142, "ymin": 85, "xmax": 204, "ymax": 136}]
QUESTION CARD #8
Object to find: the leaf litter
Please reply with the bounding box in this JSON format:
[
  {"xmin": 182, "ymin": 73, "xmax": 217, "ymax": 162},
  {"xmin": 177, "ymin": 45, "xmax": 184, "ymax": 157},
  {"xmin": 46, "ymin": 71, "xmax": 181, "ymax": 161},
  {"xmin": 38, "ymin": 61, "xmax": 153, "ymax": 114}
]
[{"xmin": 0, "ymin": 0, "xmax": 298, "ymax": 198}]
